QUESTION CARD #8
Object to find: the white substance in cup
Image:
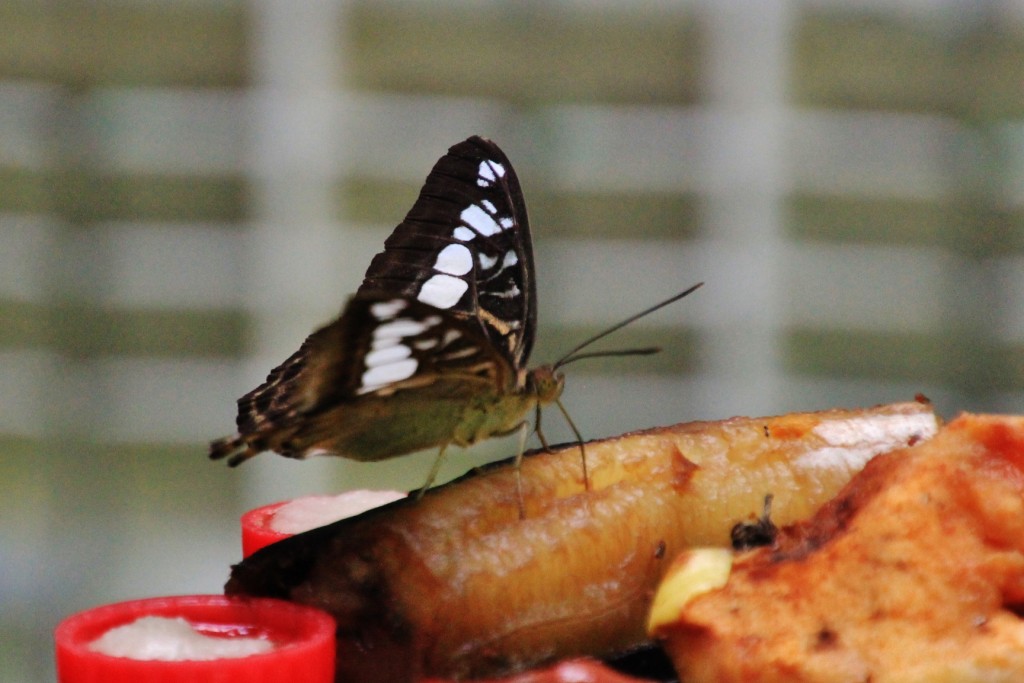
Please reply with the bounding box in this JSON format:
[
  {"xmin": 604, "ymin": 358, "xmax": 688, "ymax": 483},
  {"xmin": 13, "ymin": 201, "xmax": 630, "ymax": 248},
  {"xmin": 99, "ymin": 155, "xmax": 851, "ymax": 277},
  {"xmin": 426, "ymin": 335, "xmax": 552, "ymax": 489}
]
[
  {"xmin": 269, "ymin": 490, "xmax": 407, "ymax": 534},
  {"xmin": 89, "ymin": 616, "xmax": 273, "ymax": 661}
]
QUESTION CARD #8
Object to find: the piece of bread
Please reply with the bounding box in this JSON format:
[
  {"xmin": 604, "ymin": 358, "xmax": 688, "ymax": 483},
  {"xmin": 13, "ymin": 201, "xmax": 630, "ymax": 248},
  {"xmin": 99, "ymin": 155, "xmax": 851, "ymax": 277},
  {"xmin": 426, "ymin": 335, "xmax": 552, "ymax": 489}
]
[
  {"xmin": 650, "ymin": 413, "xmax": 1024, "ymax": 683},
  {"xmin": 226, "ymin": 401, "xmax": 936, "ymax": 681}
]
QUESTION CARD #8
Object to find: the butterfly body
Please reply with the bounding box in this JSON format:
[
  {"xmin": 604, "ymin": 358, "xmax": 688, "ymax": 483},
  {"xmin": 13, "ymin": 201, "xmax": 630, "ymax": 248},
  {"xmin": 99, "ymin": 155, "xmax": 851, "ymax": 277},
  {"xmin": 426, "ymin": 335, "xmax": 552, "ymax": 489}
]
[
  {"xmin": 211, "ymin": 137, "xmax": 562, "ymax": 477},
  {"xmin": 248, "ymin": 358, "xmax": 562, "ymax": 464}
]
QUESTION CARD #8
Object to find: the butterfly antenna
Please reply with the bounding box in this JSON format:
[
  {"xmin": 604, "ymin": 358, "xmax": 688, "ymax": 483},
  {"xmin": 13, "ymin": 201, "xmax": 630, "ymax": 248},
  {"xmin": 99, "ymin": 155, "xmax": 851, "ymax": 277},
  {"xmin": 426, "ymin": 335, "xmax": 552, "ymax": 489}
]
[
  {"xmin": 555, "ymin": 346, "xmax": 660, "ymax": 368},
  {"xmin": 546, "ymin": 283, "xmax": 703, "ymax": 497},
  {"xmin": 553, "ymin": 283, "xmax": 703, "ymax": 369}
]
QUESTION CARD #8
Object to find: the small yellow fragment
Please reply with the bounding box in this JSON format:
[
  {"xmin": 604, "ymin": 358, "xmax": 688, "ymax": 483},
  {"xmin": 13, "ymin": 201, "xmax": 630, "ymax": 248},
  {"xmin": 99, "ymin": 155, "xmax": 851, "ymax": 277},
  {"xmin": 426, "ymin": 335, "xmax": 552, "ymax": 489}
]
[{"xmin": 647, "ymin": 548, "xmax": 733, "ymax": 634}]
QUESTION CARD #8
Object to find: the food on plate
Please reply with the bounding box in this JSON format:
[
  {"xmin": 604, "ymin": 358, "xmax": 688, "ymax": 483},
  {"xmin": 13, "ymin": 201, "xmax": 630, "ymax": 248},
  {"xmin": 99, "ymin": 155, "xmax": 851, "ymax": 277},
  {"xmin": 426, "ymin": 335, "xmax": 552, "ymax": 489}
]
[
  {"xmin": 241, "ymin": 490, "xmax": 407, "ymax": 556},
  {"xmin": 54, "ymin": 595, "xmax": 335, "ymax": 683},
  {"xmin": 268, "ymin": 490, "xmax": 408, "ymax": 535},
  {"xmin": 649, "ymin": 413, "xmax": 1024, "ymax": 683},
  {"xmin": 226, "ymin": 401, "xmax": 936, "ymax": 681},
  {"xmin": 88, "ymin": 616, "xmax": 274, "ymax": 660}
]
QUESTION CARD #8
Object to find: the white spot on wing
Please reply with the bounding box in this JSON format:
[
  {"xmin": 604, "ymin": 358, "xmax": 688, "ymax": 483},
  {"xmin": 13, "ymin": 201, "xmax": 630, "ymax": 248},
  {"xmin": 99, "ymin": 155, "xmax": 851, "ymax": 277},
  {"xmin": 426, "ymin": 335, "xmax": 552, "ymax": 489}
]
[
  {"xmin": 418, "ymin": 274, "xmax": 468, "ymax": 309},
  {"xmin": 433, "ymin": 243, "xmax": 473, "ymax": 276},
  {"xmin": 413, "ymin": 338, "xmax": 438, "ymax": 350},
  {"xmin": 357, "ymin": 310, "xmax": 447, "ymax": 393},
  {"xmin": 481, "ymin": 199, "xmax": 497, "ymax": 213},
  {"xmin": 476, "ymin": 159, "xmax": 506, "ymax": 187},
  {"xmin": 365, "ymin": 344, "xmax": 411, "ymax": 368},
  {"xmin": 453, "ymin": 226, "xmax": 475, "ymax": 241},
  {"xmin": 480, "ymin": 248, "xmax": 519, "ymax": 279},
  {"xmin": 499, "ymin": 217, "xmax": 514, "ymax": 229},
  {"xmin": 375, "ymin": 318, "xmax": 432, "ymax": 339},
  {"xmin": 461, "ymin": 204, "xmax": 500, "ymax": 236},
  {"xmin": 359, "ymin": 359, "xmax": 418, "ymax": 393},
  {"xmin": 370, "ymin": 299, "xmax": 407, "ymax": 320},
  {"xmin": 477, "ymin": 162, "xmax": 494, "ymax": 186},
  {"xmin": 478, "ymin": 252, "xmax": 498, "ymax": 270},
  {"xmin": 490, "ymin": 284, "xmax": 521, "ymax": 299}
]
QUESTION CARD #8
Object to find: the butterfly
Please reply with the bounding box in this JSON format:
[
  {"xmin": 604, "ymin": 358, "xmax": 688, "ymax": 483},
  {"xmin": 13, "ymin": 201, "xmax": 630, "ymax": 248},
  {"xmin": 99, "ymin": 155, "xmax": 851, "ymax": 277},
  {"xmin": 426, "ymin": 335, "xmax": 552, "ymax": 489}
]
[
  {"xmin": 210, "ymin": 136, "xmax": 701, "ymax": 495},
  {"xmin": 211, "ymin": 136, "xmax": 565, "ymax": 489}
]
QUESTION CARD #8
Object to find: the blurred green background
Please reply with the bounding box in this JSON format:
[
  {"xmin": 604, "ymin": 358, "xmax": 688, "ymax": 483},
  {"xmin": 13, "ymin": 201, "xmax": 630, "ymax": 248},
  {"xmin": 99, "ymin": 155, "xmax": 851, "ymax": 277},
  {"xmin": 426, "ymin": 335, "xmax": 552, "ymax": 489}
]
[{"xmin": 4, "ymin": 1, "xmax": 1024, "ymax": 681}]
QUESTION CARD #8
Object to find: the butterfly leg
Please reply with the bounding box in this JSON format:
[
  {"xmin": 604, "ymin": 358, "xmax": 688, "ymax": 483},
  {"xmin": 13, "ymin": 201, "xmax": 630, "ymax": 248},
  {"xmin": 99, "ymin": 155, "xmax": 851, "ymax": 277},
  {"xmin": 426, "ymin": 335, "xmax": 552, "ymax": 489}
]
[
  {"xmin": 514, "ymin": 420, "xmax": 529, "ymax": 519},
  {"xmin": 414, "ymin": 444, "xmax": 450, "ymax": 500},
  {"xmin": 533, "ymin": 404, "xmax": 551, "ymax": 450}
]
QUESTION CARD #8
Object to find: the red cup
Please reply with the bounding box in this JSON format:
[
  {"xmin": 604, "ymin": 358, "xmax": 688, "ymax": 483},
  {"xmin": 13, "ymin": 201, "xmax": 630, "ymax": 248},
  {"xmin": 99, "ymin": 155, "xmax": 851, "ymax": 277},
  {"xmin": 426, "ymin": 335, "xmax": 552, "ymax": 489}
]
[
  {"xmin": 242, "ymin": 491, "xmax": 407, "ymax": 557},
  {"xmin": 54, "ymin": 595, "xmax": 335, "ymax": 683},
  {"xmin": 241, "ymin": 500, "xmax": 291, "ymax": 557}
]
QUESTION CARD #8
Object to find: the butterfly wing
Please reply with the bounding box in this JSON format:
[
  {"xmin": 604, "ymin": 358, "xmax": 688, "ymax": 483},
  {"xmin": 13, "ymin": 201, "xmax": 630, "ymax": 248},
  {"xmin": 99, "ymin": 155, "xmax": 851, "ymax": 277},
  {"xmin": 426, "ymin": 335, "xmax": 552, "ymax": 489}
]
[
  {"xmin": 299, "ymin": 295, "xmax": 514, "ymax": 403},
  {"xmin": 359, "ymin": 135, "xmax": 537, "ymax": 369},
  {"xmin": 211, "ymin": 137, "xmax": 538, "ymax": 465},
  {"xmin": 210, "ymin": 293, "xmax": 519, "ymax": 464}
]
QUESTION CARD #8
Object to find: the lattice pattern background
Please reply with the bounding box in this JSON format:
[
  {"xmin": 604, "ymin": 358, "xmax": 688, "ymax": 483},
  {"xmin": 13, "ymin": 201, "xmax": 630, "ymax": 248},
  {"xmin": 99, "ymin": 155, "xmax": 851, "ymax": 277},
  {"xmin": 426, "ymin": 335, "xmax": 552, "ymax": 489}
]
[{"xmin": 3, "ymin": 2, "xmax": 1024, "ymax": 680}]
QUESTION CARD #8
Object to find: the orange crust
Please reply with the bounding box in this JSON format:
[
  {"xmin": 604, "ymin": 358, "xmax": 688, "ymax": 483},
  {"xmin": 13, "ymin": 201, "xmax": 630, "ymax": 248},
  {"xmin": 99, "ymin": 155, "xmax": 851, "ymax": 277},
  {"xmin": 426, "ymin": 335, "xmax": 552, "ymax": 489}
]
[{"xmin": 656, "ymin": 414, "xmax": 1024, "ymax": 683}]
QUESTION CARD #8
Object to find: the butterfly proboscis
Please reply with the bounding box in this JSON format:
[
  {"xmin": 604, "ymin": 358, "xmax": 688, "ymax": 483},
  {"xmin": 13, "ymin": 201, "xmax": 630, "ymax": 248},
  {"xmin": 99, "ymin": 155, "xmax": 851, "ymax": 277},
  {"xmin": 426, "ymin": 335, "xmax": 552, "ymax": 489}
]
[{"xmin": 522, "ymin": 282, "xmax": 704, "ymax": 507}]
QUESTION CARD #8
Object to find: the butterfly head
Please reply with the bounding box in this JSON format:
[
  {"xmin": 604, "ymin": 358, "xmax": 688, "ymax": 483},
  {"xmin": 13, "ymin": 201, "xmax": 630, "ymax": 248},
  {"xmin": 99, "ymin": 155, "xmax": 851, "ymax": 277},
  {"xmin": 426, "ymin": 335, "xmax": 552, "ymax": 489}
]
[{"xmin": 525, "ymin": 365, "xmax": 565, "ymax": 406}]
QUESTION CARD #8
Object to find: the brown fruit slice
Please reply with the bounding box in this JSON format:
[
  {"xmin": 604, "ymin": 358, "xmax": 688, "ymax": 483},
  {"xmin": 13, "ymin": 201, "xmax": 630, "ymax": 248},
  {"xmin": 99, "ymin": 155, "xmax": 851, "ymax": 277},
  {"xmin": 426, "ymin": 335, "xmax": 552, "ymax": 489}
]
[{"xmin": 227, "ymin": 401, "xmax": 937, "ymax": 681}]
